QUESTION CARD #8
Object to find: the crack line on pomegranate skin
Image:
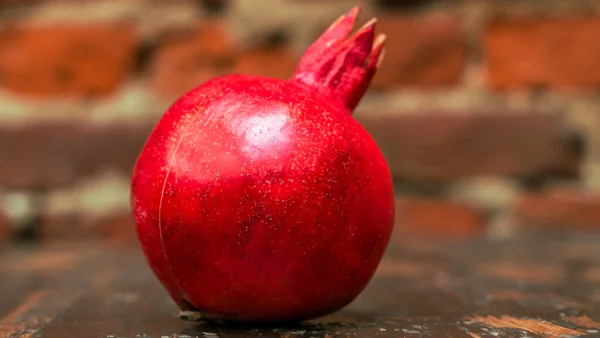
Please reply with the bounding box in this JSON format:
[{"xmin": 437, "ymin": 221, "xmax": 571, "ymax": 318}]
[{"xmin": 157, "ymin": 112, "xmax": 201, "ymax": 298}]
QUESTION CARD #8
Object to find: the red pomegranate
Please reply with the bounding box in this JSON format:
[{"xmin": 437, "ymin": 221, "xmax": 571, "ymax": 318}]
[{"xmin": 131, "ymin": 6, "xmax": 395, "ymax": 323}]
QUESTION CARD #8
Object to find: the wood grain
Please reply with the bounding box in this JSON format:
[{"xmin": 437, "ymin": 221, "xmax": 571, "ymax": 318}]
[{"xmin": 1, "ymin": 237, "xmax": 599, "ymax": 337}]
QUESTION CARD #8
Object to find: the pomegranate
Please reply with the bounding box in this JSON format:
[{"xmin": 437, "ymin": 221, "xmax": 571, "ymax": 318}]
[{"xmin": 131, "ymin": 6, "xmax": 395, "ymax": 323}]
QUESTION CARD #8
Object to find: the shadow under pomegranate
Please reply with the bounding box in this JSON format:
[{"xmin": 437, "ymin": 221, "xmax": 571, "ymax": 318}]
[{"xmin": 178, "ymin": 309, "xmax": 379, "ymax": 335}]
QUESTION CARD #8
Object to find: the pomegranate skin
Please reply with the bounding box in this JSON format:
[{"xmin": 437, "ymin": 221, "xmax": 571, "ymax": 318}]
[{"xmin": 131, "ymin": 74, "xmax": 395, "ymax": 322}]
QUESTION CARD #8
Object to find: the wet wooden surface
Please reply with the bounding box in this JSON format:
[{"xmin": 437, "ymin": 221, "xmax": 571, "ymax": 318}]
[{"xmin": 1, "ymin": 236, "xmax": 600, "ymax": 337}]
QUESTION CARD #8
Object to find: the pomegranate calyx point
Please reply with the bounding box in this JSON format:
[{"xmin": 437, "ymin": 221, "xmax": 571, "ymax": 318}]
[{"xmin": 291, "ymin": 6, "xmax": 386, "ymax": 112}]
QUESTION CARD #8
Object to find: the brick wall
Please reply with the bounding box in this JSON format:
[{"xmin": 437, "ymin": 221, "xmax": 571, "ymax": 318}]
[{"xmin": 0, "ymin": 0, "xmax": 599, "ymax": 244}]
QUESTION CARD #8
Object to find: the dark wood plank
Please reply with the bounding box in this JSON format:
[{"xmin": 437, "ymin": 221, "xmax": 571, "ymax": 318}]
[
  {"xmin": 1, "ymin": 237, "xmax": 600, "ymax": 337},
  {"xmin": 0, "ymin": 244, "xmax": 87, "ymax": 338}
]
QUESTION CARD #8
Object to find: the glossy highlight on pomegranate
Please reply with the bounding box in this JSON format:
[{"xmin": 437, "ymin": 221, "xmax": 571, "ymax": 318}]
[{"xmin": 131, "ymin": 6, "xmax": 395, "ymax": 323}]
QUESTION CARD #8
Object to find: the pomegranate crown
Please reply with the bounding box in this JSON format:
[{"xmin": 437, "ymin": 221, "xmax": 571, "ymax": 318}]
[{"xmin": 291, "ymin": 6, "xmax": 386, "ymax": 112}]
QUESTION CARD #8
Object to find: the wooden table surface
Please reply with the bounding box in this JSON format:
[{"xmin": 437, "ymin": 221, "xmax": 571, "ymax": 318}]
[{"xmin": 1, "ymin": 235, "xmax": 600, "ymax": 338}]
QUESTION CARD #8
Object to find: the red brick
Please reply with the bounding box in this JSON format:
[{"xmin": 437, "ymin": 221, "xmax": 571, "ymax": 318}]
[
  {"xmin": 394, "ymin": 198, "xmax": 486, "ymax": 238},
  {"xmin": 0, "ymin": 111, "xmax": 579, "ymax": 190},
  {"xmin": 95, "ymin": 212, "xmax": 138, "ymax": 245},
  {"xmin": 484, "ymin": 16, "xmax": 600, "ymax": 89},
  {"xmin": 40, "ymin": 214, "xmax": 80, "ymax": 241},
  {"xmin": 371, "ymin": 12, "xmax": 466, "ymax": 90},
  {"xmin": 0, "ymin": 123, "xmax": 152, "ymax": 190},
  {"xmin": 357, "ymin": 111, "xmax": 579, "ymax": 182},
  {"xmin": 0, "ymin": 23, "xmax": 138, "ymax": 98},
  {"xmin": 515, "ymin": 189, "xmax": 600, "ymax": 232},
  {"xmin": 232, "ymin": 45, "xmax": 298, "ymax": 80},
  {"xmin": 151, "ymin": 21, "xmax": 234, "ymax": 99}
]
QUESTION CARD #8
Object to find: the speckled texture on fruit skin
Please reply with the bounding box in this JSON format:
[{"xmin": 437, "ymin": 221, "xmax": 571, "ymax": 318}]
[{"xmin": 131, "ymin": 74, "xmax": 395, "ymax": 322}]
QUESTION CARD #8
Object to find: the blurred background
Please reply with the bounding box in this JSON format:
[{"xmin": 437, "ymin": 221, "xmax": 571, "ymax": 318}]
[{"xmin": 0, "ymin": 0, "xmax": 597, "ymax": 246}]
